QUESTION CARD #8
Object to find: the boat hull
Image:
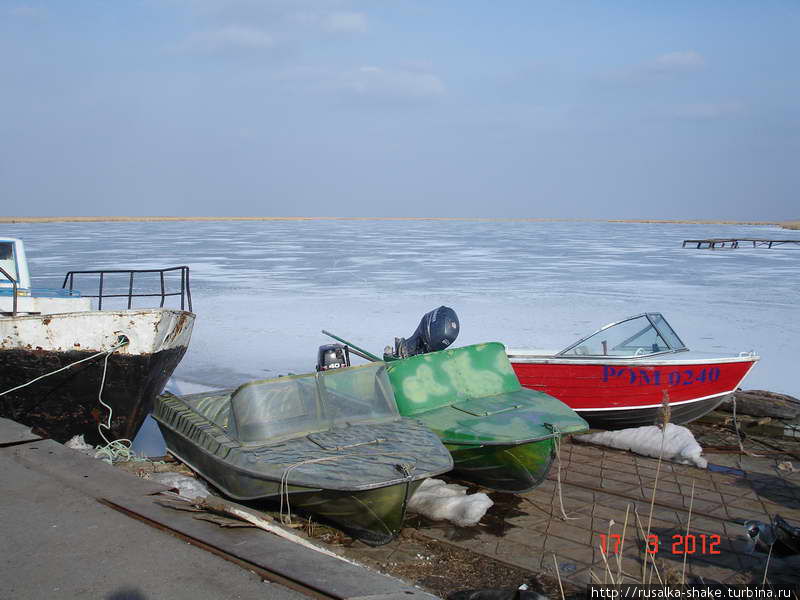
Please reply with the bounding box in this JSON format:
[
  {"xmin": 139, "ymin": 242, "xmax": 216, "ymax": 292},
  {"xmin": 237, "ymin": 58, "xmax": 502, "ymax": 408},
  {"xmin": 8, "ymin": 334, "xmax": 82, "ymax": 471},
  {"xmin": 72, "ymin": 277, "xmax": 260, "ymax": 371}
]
[
  {"xmin": 0, "ymin": 309, "xmax": 194, "ymax": 444},
  {"xmin": 509, "ymin": 357, "xmax": 757, "ymax": 430},
  {"xmin": 448, "ymin": 439, "xmax": 555, "ymax": 493},
  {"xmin": 160, "ymin": 424, "xmax": 422, "ymax": 546},
  {"xmin": 385, "ymin": 342, "xmax": 587, "ymax": 492}
]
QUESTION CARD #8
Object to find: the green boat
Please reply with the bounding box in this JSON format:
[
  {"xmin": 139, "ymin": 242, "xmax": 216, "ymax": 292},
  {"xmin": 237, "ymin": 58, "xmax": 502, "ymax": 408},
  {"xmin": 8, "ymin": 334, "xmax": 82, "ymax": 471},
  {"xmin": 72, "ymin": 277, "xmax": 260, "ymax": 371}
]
[
  {"xmin": 384, "ymin": 341, "xmax": 589, "ymax": 492},
  {"xmin": 152, "ymin": 362, "xmax": 453, "ymax": 545},
  {"xmin": 322, "ymin": 317, "xmax": 589, "ymax": 493}
]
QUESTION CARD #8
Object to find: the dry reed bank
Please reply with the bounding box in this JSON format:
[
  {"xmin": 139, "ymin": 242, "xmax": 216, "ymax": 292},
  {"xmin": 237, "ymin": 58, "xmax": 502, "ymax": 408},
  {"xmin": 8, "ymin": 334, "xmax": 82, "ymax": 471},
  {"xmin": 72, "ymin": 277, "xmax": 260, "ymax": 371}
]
[{"xmin": 1, "ymin": 216, "xmax": 798, "ymax": 226}]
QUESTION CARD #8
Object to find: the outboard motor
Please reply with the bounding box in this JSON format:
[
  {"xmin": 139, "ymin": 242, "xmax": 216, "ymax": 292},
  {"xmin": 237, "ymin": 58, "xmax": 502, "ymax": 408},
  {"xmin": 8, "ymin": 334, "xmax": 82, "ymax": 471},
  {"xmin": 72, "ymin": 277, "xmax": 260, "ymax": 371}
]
[
  {"xmin": 316, "ymin": 344, "xmax": 351, "ymax": 371},
  {"xmin": 384, "ymin": 306, "xmax": 460, "ymax": 360}
]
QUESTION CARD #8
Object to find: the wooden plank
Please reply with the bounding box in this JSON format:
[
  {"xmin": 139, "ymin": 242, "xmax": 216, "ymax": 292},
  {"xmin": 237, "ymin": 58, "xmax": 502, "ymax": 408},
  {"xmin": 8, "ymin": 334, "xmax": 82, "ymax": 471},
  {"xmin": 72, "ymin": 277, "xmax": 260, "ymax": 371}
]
[
  {"xmin": 0, "ymin": 416, "xmax": 42, "ymax": 446},
  {"xmin": 102, "ymin": 493, "xmax": 439, "ymax": 600}
]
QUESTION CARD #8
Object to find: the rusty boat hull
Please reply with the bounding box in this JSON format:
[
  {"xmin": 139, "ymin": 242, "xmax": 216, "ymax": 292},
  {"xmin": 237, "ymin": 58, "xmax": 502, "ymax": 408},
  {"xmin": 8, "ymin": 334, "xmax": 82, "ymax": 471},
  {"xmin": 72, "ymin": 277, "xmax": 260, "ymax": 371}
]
[{"xmin": 0, "ymin": 309, "xmax": 194, "ymax": 444}]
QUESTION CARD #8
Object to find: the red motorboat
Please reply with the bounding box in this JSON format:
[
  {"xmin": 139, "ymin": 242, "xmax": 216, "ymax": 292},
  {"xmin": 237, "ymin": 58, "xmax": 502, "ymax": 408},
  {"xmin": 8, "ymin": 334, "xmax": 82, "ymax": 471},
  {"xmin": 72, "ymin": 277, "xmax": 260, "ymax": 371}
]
[{"xmin": 507, "ymin": 313, "xmax": 758, "ymax": 430}]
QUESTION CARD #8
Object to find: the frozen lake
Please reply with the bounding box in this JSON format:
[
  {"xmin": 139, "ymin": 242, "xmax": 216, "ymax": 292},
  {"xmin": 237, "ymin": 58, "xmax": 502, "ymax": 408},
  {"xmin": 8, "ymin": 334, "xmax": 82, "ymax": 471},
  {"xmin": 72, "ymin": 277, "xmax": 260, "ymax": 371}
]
[{"xmin": 5, "ymin": 220, "xmax": 800, "ymax": 397}]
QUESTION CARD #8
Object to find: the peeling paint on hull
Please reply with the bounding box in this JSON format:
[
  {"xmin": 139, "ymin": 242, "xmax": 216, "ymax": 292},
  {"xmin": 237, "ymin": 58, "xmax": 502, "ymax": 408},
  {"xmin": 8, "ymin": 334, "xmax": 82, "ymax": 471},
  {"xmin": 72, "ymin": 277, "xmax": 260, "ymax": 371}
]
[{"xmin": 0, "ymin": 309, "xmax": 194, "ymax": 444}]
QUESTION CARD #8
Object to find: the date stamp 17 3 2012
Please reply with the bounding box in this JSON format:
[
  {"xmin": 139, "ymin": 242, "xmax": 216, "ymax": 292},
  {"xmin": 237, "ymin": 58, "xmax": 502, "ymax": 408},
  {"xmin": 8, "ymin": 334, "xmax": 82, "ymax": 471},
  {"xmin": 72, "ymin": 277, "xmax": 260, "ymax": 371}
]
[{"xmin": 599, "ymin": 533, "xmax": 722, "ymax": 556}]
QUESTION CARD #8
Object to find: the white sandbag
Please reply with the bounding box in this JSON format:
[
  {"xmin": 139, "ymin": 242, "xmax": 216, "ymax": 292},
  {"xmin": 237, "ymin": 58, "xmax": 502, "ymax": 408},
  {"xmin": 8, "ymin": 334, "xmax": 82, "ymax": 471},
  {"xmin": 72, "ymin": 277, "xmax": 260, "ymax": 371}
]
[
  {"xmin": 407, "ymin": 478, "xmax": 493, "ymax": 526},
  {"xmin": 149, "ymin": 472, "xmax": 210, "ymax": 499},
  {"xmin": 577, "ymin": 423, "xmax": 707, "ymax": 468}
]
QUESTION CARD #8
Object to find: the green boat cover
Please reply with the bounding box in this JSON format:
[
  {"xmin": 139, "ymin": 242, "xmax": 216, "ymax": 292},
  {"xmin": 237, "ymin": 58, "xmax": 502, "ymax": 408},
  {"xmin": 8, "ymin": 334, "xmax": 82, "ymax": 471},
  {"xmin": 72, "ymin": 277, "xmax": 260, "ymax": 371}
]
[{"xmin": 386, "ymin": 342, "xmax": 588, "ymax": 445}]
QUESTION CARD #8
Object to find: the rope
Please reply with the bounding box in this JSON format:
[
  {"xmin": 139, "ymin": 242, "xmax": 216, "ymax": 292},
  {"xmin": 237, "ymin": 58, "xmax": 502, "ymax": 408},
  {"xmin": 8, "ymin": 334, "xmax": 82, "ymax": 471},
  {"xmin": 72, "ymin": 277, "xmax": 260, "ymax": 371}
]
[
  {"xmin": 0, "ymin": 337, "xmax": 133, "ymax": 464},
  {"xmin": 548, "ymin": 424, "xmax": 580, "ymax": 521},
  {"xmin": 94, "ymin": 339, "xmax": 137, "ymax": 463},
  {"xmin": 0, "ymin": 342, "xmax": 124, "ymax": 397},
  {"xmin": 278, "ymin": 452, "xmax": 415, "ymax": 527},
  {"xmin": 731, "ymin": 395, "xmax": 764, "ymax": 463}
]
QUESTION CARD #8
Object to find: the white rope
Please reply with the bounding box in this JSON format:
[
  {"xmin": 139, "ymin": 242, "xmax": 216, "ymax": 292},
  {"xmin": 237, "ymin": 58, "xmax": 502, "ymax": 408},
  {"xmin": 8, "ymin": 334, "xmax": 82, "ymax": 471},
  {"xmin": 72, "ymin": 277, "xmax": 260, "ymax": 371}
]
[
  {"xmin": 0, "ymin": 337, "xmax": 133, "ymax": 464},
  {"xmin": 279, "ymin": 455, "xmax": 350, "ymax": 525},
  {"xmin": 278, "ymin": 452, "xmax": 414, "ymax": 528},
  {"xmin": 94, "ymin": 340, "xmax": 136, "ymax": 463},
  {"xmin": 0, "ymin": 343, "xmax": 124, "ymax": 397},
  {"xmin": 550, "ymin": 425, "xmax": 580, "ymax": 521}
]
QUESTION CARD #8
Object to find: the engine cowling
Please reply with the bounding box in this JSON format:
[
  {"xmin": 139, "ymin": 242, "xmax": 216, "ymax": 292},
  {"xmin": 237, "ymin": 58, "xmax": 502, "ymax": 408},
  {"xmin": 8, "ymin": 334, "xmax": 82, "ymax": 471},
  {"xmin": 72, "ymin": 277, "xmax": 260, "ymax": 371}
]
[{"xmin": 387, "ymin": 306, "xmax": 460, "ymax": 359}]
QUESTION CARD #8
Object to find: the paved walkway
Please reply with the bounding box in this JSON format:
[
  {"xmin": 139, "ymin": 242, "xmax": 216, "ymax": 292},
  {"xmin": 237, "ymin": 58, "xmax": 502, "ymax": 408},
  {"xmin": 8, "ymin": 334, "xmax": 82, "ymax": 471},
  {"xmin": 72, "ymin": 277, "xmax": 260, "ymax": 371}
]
[
  {"xmin": 346, "ymin": 437, "xmax": 800, "ymax": 588},
  {"xmin": 0, "ymin": 417, "xmax": 439, "ymax": 600}
]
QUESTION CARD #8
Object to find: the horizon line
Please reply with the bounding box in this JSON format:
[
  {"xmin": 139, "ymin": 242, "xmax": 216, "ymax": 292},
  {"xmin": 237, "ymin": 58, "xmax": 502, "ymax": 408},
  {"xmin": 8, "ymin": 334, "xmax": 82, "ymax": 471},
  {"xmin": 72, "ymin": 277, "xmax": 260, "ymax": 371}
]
[{"xmin": 1, "ymin": 216, "xmax": 796, "ymax": 225}]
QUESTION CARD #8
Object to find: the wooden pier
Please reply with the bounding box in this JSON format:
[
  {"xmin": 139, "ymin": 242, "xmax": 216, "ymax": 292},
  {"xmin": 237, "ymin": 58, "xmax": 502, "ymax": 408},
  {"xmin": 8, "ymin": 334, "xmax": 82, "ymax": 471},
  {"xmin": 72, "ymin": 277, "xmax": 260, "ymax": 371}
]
[{"xmin": 683, "ymin": 238, "xmax": 800, "ymax": 249}]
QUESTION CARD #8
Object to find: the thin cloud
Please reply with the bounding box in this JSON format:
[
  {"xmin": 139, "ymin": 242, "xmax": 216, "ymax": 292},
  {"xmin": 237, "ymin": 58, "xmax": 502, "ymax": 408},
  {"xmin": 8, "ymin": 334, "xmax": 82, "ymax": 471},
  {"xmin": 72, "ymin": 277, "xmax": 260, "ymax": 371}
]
[
  {"xmin": 271, "ymin": 64, "xmax": 446, "ymax": 106},
  {"xmin": 667, "ymin": 102, "xmax": 744, "ymax": 120},
  {"xmin": 650, "ymin": 51, "xmax": 706, "ymax": 73},
  {"xmin": 8, "ymin": 4, "xmax": 47, "ymax": 18},
  {"xmin": 341, "ymin": 66, "xmax": 446, "ymax": 103},
  {"xmin": 602, "ymin": 50, "xmax": 707, "ymax": 85},
  {"xmin": 178, "ymin": 26, "xmax": 275, "ymax": 53},
  {"xmin": 321, "ymin": 12, "xmax": 367, "ymax": 34}
]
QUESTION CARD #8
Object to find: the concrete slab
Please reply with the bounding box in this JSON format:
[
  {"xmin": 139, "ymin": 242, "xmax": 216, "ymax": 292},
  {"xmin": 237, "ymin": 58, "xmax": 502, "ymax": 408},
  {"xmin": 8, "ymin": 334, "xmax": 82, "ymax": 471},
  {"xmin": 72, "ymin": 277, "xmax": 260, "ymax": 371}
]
[
  {"xmin": 0, "ymin": 451, "xmax": 306, "ymax": 600},
  {"xmin": 103, "ymin": 493, "xmax": 438, "ymax": 600},
  {"xmin": 0, "ymin": 416, "xmax": 41, "ymax": 445},
  {"xmin": 6, "ymin": 438, "xmax": 169, "ymax": 497},
  {"xmin": 0, "ymin": 428, "xmax": 441, "ymax": 599}
]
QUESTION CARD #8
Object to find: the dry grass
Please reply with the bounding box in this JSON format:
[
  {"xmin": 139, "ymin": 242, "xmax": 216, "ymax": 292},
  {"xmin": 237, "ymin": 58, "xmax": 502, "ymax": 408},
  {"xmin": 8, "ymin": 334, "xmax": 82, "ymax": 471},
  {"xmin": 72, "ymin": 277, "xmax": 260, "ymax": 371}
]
[
  {"xmin": 0, "ymin": 216, "xmax": 570, "ymax": 223},
  {"xmin": 780, "ymin": 221, "xmax": 800, "ymax": 230}
]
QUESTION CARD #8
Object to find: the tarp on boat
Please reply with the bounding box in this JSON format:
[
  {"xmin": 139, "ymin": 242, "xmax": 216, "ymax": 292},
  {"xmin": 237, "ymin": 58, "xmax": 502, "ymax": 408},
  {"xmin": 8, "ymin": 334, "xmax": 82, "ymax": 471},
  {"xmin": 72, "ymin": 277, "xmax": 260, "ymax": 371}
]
[
  {"xmin": 155, "ymin": 362, "xmax": 453, "ymax": 493},
  {"xmin": 386, "ymin": 342, "xmax": 588, "ymax": 445},
  {"xmin": 182, "ymin": 363, "xmax": 401, "ymax": 445}
]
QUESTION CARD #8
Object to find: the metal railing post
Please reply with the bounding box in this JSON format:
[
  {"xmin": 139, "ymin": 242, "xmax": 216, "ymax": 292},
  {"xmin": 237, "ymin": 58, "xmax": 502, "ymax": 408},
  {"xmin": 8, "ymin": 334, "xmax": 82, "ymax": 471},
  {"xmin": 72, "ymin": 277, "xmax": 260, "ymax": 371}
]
[
  {"xmin": 184, "ymin": 267, "xmax": 192, "ymax": 312},
  {"xmin": 58, "ymin": 266, "xmax": 192, "ymax": 313},
  {"xmin": 0, "ymin": 266, "xmax": 18, "ymax": 316},
  {"xmin": 127, "ymin": 272, "xmax": 134, "ymax": 309}
]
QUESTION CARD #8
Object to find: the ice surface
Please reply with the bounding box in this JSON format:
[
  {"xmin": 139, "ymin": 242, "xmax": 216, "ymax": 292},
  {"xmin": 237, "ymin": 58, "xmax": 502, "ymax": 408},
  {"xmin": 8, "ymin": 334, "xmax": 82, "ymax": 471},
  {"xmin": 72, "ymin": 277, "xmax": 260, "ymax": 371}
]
[
  {"xmin": 131, "ymin": 415, "xmax": 166, "ymax": 457},
  {"xmin": 7, "ymin": 220, "xmax": 799, "ymax": 395},
  {"xmin": 577, "ymin": 424, "xmax": 708, "ymax": 468},
  {"xmin": 407, "ymin": 478, "xmax": 493, "ymax": 526}
]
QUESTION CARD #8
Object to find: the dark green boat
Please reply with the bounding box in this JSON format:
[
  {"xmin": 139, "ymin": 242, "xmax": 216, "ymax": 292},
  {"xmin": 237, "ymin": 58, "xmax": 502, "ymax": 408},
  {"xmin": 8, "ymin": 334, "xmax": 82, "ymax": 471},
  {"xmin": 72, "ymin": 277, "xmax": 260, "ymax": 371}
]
[
  {"xmin": 384, "ymin": 341, "xmax": 589, "ymax": 492},
  {"xmin": 152, "ymin": 362, "xmax": 453, "ymax": 545}
]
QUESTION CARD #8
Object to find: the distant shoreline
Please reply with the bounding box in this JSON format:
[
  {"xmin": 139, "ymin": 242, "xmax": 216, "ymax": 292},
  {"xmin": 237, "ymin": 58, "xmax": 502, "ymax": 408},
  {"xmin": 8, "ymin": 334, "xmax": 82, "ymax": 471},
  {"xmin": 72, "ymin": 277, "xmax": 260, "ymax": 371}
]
[{"xmin": 1, "ymin": 216, "xmax": 798, "ymax": 228}]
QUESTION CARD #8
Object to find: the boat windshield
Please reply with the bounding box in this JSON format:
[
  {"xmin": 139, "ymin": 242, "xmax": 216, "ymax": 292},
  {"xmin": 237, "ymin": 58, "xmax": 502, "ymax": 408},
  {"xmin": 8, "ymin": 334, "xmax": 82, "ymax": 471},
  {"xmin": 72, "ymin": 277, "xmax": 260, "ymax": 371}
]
[
  {"xmin": 229, "ymin": 363, "xmax": 399, "ymax": 443},
  {"xmin": 556, "ymin": 313, "xmax": 687, "ymax": 358},
  {"xmin": 0, "ymin": 241, "xmax": 17, "ymax": 284}
]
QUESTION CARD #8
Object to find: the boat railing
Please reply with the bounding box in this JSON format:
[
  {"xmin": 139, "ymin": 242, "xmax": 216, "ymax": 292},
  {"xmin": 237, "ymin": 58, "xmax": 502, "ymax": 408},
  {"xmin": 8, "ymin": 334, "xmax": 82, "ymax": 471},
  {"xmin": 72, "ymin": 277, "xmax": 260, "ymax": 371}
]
[
  {"xmin": 61, "ymin": 266, "xmax": 193, "ymax": 312},
  {"xmin": 0, "ymin": 266, "xmax": 18, "ymax": 316}
]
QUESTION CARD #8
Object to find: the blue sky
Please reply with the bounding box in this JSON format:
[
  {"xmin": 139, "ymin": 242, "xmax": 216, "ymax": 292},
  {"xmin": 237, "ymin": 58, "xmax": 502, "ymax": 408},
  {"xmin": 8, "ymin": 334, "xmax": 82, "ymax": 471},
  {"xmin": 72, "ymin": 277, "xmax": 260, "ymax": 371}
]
[{"xmin": 1, "ymin": 1, "xmax": 798, "ymax": 219}]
